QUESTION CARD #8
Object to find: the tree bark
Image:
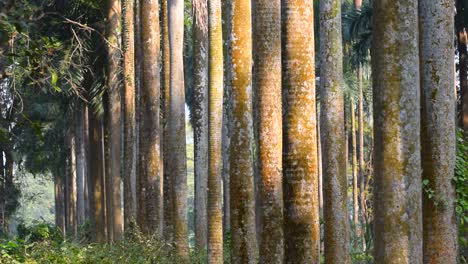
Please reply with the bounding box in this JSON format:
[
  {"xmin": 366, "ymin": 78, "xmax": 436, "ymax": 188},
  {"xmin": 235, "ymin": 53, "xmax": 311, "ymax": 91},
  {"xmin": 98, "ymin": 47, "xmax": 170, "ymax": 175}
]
[
  {"xmin": 351, "ymin": 98, "xmax": 359, "ymax": 244},
  {"xmin": 168, "ymin": 0, "xmax": 189, "ymax": 257},
  {"xmin": 420, "ymin": 1, "xmax": 458, "ymax": 263},
  {"xmin": 193, "ymin": 0, "xmax": 209, "ymax": 250},
  {"xmin": 54, "ymin": 171, "xmax": 66, "ymax": 235},
  {"xmin": 319, "ymin": 0, "xmax": 350, "ymax": 262},
  {"xmin": 253, "ymin": 0, "xmax": 283, "ymax": 262},
  {"xmin": 207, "ymin": 0, "xmax": 224, "ymax": 261},
  {"xmin": 161, "ymin": 0, "xmax": 174, "ymax": 241},
  {"xmin": 229, "ymin": 0, "xmax": 257, "ymax": 262},
  {"xmin": 75, "ymin": 101, "xmax": 87, "ymax": 227},
  {"xmin": 122, "ymin": 0, "xmax": 137, "ymax": 229},
  {"xmin": 371, "ymin": 1, "xmax": 422, "ymax": 263},
  {"xmin": 68, "ymin": 131, "xmax": 77, "ymax": 237},
  {"xmin": 106, "ymin": 0, "xmax": 123, "ymax": 241},
  {"xmin": 282, "ymin": 0, "xmax": 320, "ymax": 262}
]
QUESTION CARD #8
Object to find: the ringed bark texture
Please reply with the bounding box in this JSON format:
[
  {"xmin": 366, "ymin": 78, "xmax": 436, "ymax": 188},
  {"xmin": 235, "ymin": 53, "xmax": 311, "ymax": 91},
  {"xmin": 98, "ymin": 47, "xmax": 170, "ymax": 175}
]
[
  {"xmin": 168, "ymin": 0, "xmax": 189, "ymax": 257},
  {"xmin": 193, "ymin": 0, "xmax": 209, "ymax": 250},
  {"xmin": 229, "ymin": 0, "xmax": 257, "ymax": 262},
  {"xmin": 371, "ymin": 1, "xmax": 422, "ymax": 263},
  {"xmin": 207, "ymin": 0, "xmax": 224, "ymax": 262},
  {"xmin": 319, "ymin": 0, "xmax": 350, "ymax": 262},
  {"xmin": 122, "ymin": 0, "xmax": 137, "ymax": 228},
  {"xmin": 282, "ymin": 0, "xmax": 320, "ymax": 263},
  {"xmin": 420, "ymin": 1, "xmax": 458, "ymax": 262},
  {"xmin": 140, "ymin": 0, "xmax": 162, "ymax": 235},
  {"xmin": 161, "ymin": 0, "xmax": 174, "ymax": 241},
  {"xmin": 253, "ymin": 0, "xmax": 283, "ymax": 262}
]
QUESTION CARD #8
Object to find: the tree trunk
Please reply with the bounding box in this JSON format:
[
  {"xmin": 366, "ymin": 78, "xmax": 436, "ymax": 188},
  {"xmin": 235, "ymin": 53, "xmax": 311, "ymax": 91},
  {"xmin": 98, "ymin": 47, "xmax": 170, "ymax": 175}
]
[
  {"xmin": 75, "ymin": 101, "xmax": 87, "ymax": 227},
  {"xmin": 282, "ymin": 0, "xmax": 320, "ymax": 262},
  {"xmin": 193, "ymin": 0, "xmax": 209, "ymax": 250},
  {"xmin": 457, "ymin": 0, "xmax": 468, "ymax": 133},
  {"xmin": 357, "ymin": 65, "xmax": 366, "ymax": 251},
  {"xmin": 168, "ymin": 0, "xmax": 189, "ymax": 257},
  {"xmin": 106, "ymin": 0, "xmax": 123, "ymax": 241},
  {"xmin": 54, "ymin": 171, "xmax": 66, "ymax": 235},
  {"xmin": 371, "ymin": 1, "xmax": 422, "ymax": 263},
  {"xmin": 351, "ymin": 98, "xmax": 359, "ymax": 244},
  {"xmin": 420, "ymin": 1, "xmax": 458, "ymax": 262},
  {"xmin": 221, "ymin": 0, "xmax": 232, "ymax": 239},
  {"xmin": 88, "ymin": 110, "xmax": 106, "ymax": 242},
  {"xmin": 319, "ymin": 0, "xmax": 350, "ymax": 262},
  {"xmin": 122, "ymin": 0, "xmax": 137, "ymax": 229},
  {"xmin": 68, "ymin": 131, "xmax": 77, "ymax": 237},
  {"xmin": 253, "ymin": 0, "xmax": 283, "ymax": 262},
  {"xmin": 229, "ymin": 0, "xmax": 257, "ymax": 262},
  {"xmin": 207, "ymin": 0, "xmax": 224, "ymax": 261},
  {"xmin": 140, "ymin": 0, "xmax": 162, "ymax": 236},
  {"xmin": 161, "ymin": 0, "xmax": 174, "ymax": 241}
]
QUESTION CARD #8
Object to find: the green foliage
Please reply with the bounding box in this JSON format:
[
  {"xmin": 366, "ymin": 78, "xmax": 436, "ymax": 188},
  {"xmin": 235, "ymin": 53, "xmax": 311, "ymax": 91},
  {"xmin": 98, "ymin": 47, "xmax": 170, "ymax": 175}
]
[{"xmin": 455, "ymin": 131, "xmax": 468, "ymax": 247}]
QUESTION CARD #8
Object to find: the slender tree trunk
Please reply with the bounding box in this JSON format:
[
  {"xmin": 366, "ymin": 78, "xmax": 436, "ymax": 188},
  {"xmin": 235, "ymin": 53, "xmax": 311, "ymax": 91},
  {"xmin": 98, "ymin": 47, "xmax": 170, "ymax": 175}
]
[
  {"xmin": 54, "ymin": 171, "xmax": 66, "ymax": 235},
  {"xmin": 371, "ymin": 1, "xmax": 422, "ymax": 263},
  {"xmin": 193, "ymin": 0, "xmax": 209, "ymax": 250},
  {"xmin": 319, "ymin": 1, "xmax": 350, "ymax": 262},
  {"xmin": 88, "ymin": 111, "xmax": 106, "ymax": 242},
  {"xmin": 122, "ymin": 0, "xmax": 137, "ymax": 229},
  {"xmin": 69, "ymin": 131, "xmax": 77, "ymax": 237},
  {"xmin": 457, "ymin": 0, "xmax": 468, "ymax": 133},
  {"xmin": 282, "ymin": 0, "xmax": 320, "ymax": 262},
  {"xmin": 168, "ymin": 0, "xmax": 189, "ymax": 257},
  {"xmin": 106, "ymin": 0, "xmax": 123, "ymax": 241},
  {"xmin": 420, "ymin": 1, "xmax": 458, "ymax": 263},
  {"xmin": 140, "ymin": 0, "xmax": 162, "ymax": 235},
  {"xmin": 75, "ymin": 102, "xmax": 87, "ymax": 227},
  {"xmin": 357, "ymin": 65, "xmax": 366, "ymax": 251},
  {"xmin": 229, "ymin": 0, "xmax": 257, "ymax": 262},
  {"xmin": 253, "ymin": 0, "xmax": 283, "ymax": 262},
  {"xmin": 207, "ymin": 0, "xmax": 224, "ymax": 261},
  {"xmin": 351, "ymin": 98, "xmax": 359, "ymax": 243},
  {"xmin": 221, "ymin": 0, "xmax": 231, "ymax": 239}
]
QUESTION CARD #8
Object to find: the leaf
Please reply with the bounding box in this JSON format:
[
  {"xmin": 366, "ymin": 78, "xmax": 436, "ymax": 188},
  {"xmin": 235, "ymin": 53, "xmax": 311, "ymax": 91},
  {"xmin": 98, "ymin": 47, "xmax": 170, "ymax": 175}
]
[{"xmin": 50, "ymin": 70, "xmax": 61, "ymax": 92}]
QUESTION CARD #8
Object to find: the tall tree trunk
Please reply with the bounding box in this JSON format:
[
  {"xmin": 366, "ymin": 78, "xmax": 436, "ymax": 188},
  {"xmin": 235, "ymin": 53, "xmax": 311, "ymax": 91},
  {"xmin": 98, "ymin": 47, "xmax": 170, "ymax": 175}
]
[
  {"xmin": 457, "ymin": 0, "xmax": 468, "ymax": 133},
  {"xmin": 161, "ymin": 0, "xmax": 174, "ymax": 241},
  {"xmin": 106, "ymin": 0, "xmax": 123, "ymax": 241},
  {"xmin": 282, "ymin": 0, "xmax": 320, "ymax": 262},
  {"xmin": 69, "ymin": 131, "xmax": 77, "ymax": 237},
  {"xmin": 229, "ymin": 0, "xmax": 257, "ymax": 262},
  {"xmin": 319, "ymin": 0, "xmax": 350, "ymax": 262},
  {"xmin": 357, "ymin": 65, "xmax": 366, "ymax": 251},
  {"xmin": 140, "ymin": 0, "xmax": 162, "ymax": 235},
  {"xmin": 207, "ymin": 0, "xmax": 224, "ymax": 261},
  {"xmin": 420, "ymin": 1, "xmax": 458, "ymax": 262},
  {"xmin": 221, "ymin": 0, "xmax": 232, "ymax": 239},
  {"xmin": 168, "ymin": 0, "xmax": 189, "ymax": 257},
  {"xmin": 75, "ymin": 101, "xmax": 87, "ymax": 227},
  {"xmin": 193, "ymin": 0, "xmax": 209, "ymax": 250},
  {"xmin": 371, "ymin": 1, "xmax": 422, "ymax": 263},
  {"xmin": 54, "ymin": 171, "xmax": 66, "ymax": 235},
  {"xmin": 88, "ymin": 111, "xmax": 106, "ymax": 242},
  {"xmin": 122, "ymin": 0, "xmax": 137, "ymax": 229},
  {"xmin": 351, "ymin": 98, "xmax": 359, "ymax": 243},
  {"xmin": 253, "ymin": 0, "xmax": 283, "ymax": 262}
]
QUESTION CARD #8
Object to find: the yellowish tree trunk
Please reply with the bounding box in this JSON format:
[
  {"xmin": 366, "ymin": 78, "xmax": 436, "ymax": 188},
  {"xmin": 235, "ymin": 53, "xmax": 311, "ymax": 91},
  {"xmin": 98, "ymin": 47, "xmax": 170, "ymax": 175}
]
[
  {"xmin": 229, "ymin": 0, "xmax": 257, "ymax": 262},
  {"xmin": 350, "ymin": 98, "xmax": 359, "ymax": 243},
  {"xmin": 420, "ymin": 1, "xmax": 458, "ymax": 262},
  {"xmin": 207, "ymin": 0, "xmax": 224, "ymax": 262},
  {"xmin": 372, "ymin": 0, "xmax": 422, "ymax": 263},
  {"xmin": 282, "ymin": 0, "xmax": 320, "ymax": 262},
  {"xmin": 140, "ymin": 0, "xmax": 162, "ymax": 235},
  {"xmin": 168, "ymin": 0, "xmax": 189, "ymax": 257},
  {"xmin": 122, "ymin": 0, "xmax": 137, "ymax": 229},
  {"xmin": 253, "ymin": 0, "xmax": 283, "ymax": 262}
]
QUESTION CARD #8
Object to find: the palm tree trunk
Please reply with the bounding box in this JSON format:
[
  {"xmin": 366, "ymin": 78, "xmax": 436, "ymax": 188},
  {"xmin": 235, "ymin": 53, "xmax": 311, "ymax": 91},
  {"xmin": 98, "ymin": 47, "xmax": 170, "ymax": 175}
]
[
  {"xmin": 319, "ymin": 1, "xmax": 350, "ymax": 262},
  {"xmin": 229, "ymin": 0, "xmax": 257, "ymax": 262},
  {"xmin": 168, "ymin": 0, "xmax": 189, "ymax": 257},
  {"xmin": 253, "ymin": 0, "xmax": 283, "ymax": 262},
  {"xmin": 371, "ymin": 1, "xmax": 422, "ymax": 263},
  {"xmin": 161, "ymin": 0, "xmax": 174, "ymax": 241},
  {"xmin": 420, "ymin": 1, "xmax": 458, "ymax": 262},
  {"xmin": 193, "ymin": 0, "xmax": 209, "ymax": 250},
  {"xmin": 140, "ymin": 0, "xmax": 162, "ymax": 235},
  {"xmin": 207, "ymin": 0, "xmax": 224, "ymax": 261},
  {"xmin": 106, "ymin": 0, "xmax": 123, "ymax": 241},
  {"xmin": 122, "ymin": 0, "xmax": 137, "ymax": 229},
  {"xmin": 282, "ymin": 0, "xmax": 320, "ymax": 262}
]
